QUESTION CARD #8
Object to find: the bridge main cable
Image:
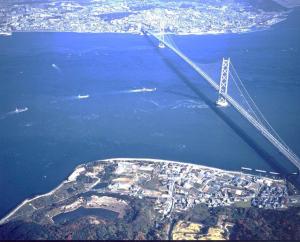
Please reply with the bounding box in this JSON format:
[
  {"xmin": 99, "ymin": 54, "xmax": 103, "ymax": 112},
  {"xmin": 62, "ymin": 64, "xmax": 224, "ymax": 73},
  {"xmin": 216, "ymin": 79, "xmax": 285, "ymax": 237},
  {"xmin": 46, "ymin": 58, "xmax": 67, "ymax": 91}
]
[{"xmin": 148, "ymin": 31, "xmax": 300, "ymax": 171}]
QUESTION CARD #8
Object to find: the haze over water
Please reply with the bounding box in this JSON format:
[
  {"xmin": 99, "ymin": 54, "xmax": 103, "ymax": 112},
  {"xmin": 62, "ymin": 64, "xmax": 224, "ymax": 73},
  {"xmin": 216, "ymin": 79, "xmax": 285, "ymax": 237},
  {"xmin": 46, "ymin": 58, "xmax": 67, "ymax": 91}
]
[{"xmin": 0, "ymin": 9, "xmax": 300, "ymax": 218}]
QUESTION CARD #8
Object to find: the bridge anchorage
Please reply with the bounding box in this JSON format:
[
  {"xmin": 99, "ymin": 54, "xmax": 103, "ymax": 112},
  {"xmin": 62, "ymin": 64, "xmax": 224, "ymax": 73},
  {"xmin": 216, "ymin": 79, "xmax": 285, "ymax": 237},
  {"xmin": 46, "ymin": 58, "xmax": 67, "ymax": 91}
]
[
  {"xmin": 216, "ymin": 58, "xmax": 230, "ymax": 107},
  {"xmin": 148, "ymin": 30, "xmax": 300, "ymax": 173}
]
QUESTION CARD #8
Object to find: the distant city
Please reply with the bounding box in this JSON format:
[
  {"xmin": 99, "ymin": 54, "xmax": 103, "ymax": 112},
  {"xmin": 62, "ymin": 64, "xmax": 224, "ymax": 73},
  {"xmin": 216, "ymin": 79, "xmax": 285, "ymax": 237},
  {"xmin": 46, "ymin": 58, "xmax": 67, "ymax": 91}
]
[{"xmin": 0, "ymin": 0, "xmax": 290, "ymax": 35}]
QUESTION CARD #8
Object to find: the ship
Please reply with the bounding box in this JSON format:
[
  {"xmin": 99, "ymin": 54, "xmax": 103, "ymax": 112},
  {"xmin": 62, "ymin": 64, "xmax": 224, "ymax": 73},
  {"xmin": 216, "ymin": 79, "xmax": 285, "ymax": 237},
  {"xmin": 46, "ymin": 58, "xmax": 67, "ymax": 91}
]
[
  {"xmin": 15, "ymin": 107, "xmax": 28, "ymax": 113},
  {"xmin": 0, "ymin": 32, "xmax": 12, "ymax": 36},
  {"xmin": 77, "ymin": 94, "xmax": 90, "ymax": 99},
  {"xmin": 131, "ymin": 88, "xmax": 157, "ymax": 93},
  {"xmin": 140, "ymin": 87, "xmax": 157, "ymax": 92}
]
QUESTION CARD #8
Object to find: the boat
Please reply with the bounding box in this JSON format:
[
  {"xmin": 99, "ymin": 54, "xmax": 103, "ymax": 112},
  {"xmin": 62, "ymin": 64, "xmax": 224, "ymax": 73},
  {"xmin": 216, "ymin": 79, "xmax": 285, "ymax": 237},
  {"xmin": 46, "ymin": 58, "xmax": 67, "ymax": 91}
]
[
  {"xmin": 241, "ymin": 167, "xmax": 252, "ymax": 171},
  {"xmin": 269, "ymin": 171, "xmax": 280, "ymax": 175},
  {"xmin": 15, "ymin": 107, "xmax": 28, "ymax": 113},
  {"xmin": 141, "ymin": 88, "xmax": 156, "ymax": 92},
  {"xmin": 130, "ymin": 88, "xmax": 157, "ymax": 93},
  {"xmin": 77, "ymin": 94, "xmax": 90, "ymax": 99},
  {"xmin": 0, "ymin": 32, "xmax": 12, "ymax": 36},
  {"xmin": 255, "ymin": 169, "xmax": 267, "ymax": 173}
]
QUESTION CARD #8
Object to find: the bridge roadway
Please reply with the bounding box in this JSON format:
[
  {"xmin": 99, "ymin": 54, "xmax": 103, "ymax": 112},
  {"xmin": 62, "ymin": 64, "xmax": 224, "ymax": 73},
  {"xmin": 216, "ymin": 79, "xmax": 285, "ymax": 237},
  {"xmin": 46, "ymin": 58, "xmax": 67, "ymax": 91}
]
[{"xmin": 148, "ymin": 31, "xmax": 300, "ymax": 172}]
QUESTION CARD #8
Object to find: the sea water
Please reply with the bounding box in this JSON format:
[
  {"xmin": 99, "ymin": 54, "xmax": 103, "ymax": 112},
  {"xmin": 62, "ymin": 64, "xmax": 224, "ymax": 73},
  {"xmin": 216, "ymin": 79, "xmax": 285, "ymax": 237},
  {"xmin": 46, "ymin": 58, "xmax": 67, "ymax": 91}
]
[{"xmin": 0, "ymin": 9, "xmax": 299, "ymax": 218}]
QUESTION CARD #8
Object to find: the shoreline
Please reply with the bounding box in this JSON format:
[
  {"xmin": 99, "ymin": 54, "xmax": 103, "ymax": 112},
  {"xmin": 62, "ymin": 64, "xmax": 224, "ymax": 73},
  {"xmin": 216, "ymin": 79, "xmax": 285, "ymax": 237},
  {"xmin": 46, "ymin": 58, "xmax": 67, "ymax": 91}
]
[
  {"xmin": 104, "ymin": 157, "xmax": 244, "ymax": 175},
  {"xmin": 0, "ymin": 180, "xmax": 69, "ymax": 225},
  {"xmin": 0, "ymin": 157, "xmax": 272, "ymax": 225},
  {"xmin": 1, "ymin": 22, "xmax": 283, "ymax": 38}
]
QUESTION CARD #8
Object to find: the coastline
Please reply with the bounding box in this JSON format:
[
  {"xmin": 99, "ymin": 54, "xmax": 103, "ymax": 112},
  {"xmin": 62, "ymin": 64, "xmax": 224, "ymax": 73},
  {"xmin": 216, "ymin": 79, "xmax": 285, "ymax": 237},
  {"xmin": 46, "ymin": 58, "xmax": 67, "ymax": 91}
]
[
  {"xmin": 0, "ymin": 157, "xmax": 268, "ymax": 225},
  {"xmin": 2, "ymin": 20, "xmax": 286, "ymax": 38},
  {"xmin": 0, "ymin": 180, "xmax": 69, "ymax": 225},
  {"xmin": 104, "ymin": 157, "xmax": 244, "ymax": 175}
]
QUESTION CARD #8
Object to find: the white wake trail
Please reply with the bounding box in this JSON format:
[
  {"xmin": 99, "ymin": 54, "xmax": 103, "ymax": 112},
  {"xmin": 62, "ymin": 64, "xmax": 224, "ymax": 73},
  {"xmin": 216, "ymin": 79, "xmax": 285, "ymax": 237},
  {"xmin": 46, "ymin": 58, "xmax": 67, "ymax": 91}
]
[
  {"xmin": 115, "ymin": 87, "xmax": 157, "ymax": 94},
  {"xmin": 51, "ymin": 63, "xmax": 61, "ymax": 73}
]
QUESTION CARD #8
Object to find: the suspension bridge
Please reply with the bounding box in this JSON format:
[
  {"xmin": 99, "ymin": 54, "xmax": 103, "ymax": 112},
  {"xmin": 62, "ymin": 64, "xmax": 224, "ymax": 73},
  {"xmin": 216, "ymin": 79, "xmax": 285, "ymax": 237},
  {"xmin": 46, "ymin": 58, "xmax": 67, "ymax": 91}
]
[{"xmin": 145, "ymin": 28, "xmax": 300, "ymax": 173}]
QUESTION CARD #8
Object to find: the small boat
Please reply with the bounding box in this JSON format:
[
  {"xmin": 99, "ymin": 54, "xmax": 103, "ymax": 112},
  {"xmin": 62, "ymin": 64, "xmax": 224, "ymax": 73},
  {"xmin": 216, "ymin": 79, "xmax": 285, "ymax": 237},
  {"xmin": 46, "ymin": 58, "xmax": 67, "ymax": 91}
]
[
  {"xmin": 269, "ymin": 171, "xmax": 279, "ymax": 175},
  {"xmin": 255, "ymin": 169, "xmax": 266, "ymax": 173},
  {"xmin": 0, "ymin": 32, "xmax": 12, "ymax": 36},
  {"xmin": 141, "ymin": 88, "xmax": 156, "ymax": 92},
  {"xmin": 15, "ymin": 107, "xmax": 28, "ymax": 113},
  {"xmin": 130, "ymin": 88, "xmax": 157, "ymax": 93},
  {"xmin": 77, "ymin": 94, "xmax": 90, "ymax": 99},
  {"xmin": 241, "ymin": 167, "xmax": 252, "ymax": 171}
]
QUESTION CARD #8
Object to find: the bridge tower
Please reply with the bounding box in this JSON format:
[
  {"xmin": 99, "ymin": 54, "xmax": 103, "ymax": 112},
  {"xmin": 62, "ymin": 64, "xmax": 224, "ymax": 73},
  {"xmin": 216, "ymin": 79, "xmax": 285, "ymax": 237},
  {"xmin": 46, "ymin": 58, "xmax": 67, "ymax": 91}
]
[
  {"xmin": 216, "ymin": 58, "xmax": 230, "ymax": 107},
  {"xmin": 158, "ymin": 22, "xmax": 165, "ymax": 48}
]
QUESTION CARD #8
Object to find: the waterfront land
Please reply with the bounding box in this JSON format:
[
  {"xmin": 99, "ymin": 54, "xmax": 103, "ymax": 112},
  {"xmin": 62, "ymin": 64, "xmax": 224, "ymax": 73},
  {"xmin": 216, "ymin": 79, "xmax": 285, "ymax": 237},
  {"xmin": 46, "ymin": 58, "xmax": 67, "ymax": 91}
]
[
  {"xmin": 0, "ymin": 0, "xmax": 292, "ymax": 35},
  {"xmin": 0, "ymin": 158, "xmax": 299, "ymax": 240}
]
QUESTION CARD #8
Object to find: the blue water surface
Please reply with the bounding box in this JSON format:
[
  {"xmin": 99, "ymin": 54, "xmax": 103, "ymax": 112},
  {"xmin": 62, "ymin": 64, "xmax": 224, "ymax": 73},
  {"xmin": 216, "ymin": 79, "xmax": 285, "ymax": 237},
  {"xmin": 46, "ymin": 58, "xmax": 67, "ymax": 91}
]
[{"xmin": 0, "ymin": 9, "xmax": 299, "ymax": 218}]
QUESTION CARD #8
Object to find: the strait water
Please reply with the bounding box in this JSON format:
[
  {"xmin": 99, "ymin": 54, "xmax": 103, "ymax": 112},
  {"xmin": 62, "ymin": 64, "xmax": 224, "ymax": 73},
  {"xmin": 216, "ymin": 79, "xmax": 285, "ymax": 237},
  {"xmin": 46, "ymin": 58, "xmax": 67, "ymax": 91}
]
[{"xmin": 0, "ymin": 9, "xmax": 300, "ymax": 218}]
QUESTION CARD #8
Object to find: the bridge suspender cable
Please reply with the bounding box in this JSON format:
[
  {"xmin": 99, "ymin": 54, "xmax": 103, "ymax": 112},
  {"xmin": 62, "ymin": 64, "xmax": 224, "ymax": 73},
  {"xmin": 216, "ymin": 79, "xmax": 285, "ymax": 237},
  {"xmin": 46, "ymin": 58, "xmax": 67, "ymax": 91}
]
[{"xmin": 148, "ymin": 30, "xmax": 300, "ymax": 171}]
